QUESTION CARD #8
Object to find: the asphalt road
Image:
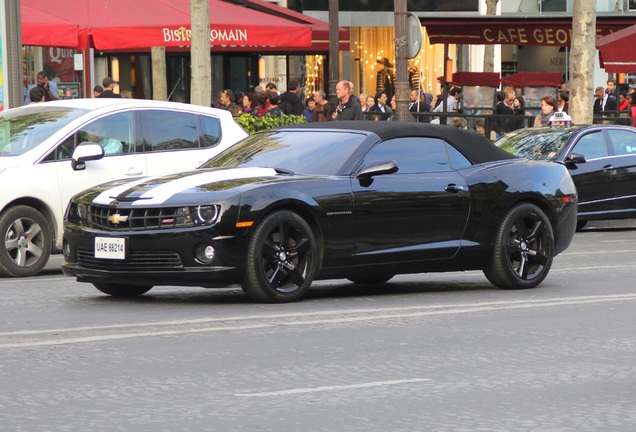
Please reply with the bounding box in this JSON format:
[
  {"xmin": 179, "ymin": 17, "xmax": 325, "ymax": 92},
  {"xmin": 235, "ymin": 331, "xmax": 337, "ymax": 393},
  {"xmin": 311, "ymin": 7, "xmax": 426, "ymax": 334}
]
[{"xmin": 1, "ymin": 222, "xmax": 635, "ymax": 432}]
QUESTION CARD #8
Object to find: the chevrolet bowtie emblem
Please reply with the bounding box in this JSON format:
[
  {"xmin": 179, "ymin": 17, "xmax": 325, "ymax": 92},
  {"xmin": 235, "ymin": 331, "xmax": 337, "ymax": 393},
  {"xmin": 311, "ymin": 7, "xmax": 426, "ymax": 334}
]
[{"xmin": 107, "ymin": 214, "xmax": 129, "ymax": 224}]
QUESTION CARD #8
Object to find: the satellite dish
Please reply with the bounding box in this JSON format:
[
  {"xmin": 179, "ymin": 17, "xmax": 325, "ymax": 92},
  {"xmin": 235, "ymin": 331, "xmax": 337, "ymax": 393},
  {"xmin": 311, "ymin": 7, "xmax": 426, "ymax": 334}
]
[{"xmin": 406, "ymin": 13, "xmax": 423, "ymax": 59}]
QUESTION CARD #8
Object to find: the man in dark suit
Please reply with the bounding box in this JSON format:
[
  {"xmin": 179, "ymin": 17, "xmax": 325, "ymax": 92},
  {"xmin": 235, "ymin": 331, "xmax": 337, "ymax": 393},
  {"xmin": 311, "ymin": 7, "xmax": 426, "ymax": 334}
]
[
  {"xmin": 593, "ymin": 86, "xmax": 617, "ymax": 116},
  {"xmin": 408, "ymin": 89, "xmax": 430, "ymax": 122}
]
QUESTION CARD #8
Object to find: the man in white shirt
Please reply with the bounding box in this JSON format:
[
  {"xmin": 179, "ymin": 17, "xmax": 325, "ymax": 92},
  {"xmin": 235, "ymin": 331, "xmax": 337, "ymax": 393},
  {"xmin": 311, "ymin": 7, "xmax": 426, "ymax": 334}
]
[{"xmin": 432, "ymin": 87, "xmax": 462, "ymax": 113}]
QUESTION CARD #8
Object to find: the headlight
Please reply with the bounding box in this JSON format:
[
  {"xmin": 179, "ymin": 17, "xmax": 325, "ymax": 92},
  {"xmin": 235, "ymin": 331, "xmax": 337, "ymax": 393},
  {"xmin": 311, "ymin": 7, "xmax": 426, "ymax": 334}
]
[
  {"xmin": 194, "ymin": 205, "xmax": 220, "ymax": 225},
  {"xmin": 77, "ymin": 204, "xmax": 89, "ymax": 220}
]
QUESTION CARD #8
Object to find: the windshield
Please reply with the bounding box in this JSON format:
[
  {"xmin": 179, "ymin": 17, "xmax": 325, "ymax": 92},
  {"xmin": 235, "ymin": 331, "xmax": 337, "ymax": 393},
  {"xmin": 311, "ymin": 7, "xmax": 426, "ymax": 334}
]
[
  {"xmin": 201, "ymin": 130, "xmax": 366, "ymax": 175},
  {"xmin": 496, "ymin": 128, "xmax": 575, "ymax": 161},
  {"xmin": 0, "ymin": 106, "xmax": 88, "ymax": 157}
]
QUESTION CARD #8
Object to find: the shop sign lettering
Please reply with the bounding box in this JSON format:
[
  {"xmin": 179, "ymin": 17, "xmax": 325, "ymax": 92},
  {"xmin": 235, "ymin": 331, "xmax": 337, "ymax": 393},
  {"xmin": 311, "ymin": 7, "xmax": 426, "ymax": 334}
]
[
  {"xmin": 482, "ymin": 27, "xmax": 607, "ymax": 46},
  {"xmin": 162, "ymin": 27, "xmax": 249, "ymax": 43}
]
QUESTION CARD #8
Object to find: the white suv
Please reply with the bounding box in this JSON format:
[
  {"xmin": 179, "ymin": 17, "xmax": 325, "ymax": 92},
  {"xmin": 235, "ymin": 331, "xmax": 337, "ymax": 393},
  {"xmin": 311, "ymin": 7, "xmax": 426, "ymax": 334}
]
[{"xmin": 0, "ymin": 98, "xmax": 247, "ymax": 277}]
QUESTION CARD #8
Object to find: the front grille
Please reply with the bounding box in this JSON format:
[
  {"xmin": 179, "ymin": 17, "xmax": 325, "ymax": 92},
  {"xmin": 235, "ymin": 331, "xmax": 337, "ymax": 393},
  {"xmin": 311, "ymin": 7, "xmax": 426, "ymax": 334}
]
[
  {"xmin": 81, "ymin": 205, "xmax": 195, "ymax": 231},
  {"xmin": 77, "ymin": 249, "xmax": 183, "ymax": 270}
]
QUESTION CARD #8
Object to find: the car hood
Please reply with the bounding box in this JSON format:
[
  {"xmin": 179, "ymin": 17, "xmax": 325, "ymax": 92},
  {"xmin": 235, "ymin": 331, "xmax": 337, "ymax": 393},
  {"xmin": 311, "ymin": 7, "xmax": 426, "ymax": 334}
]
[{"xmin": 90, "ymin": 167, "xmax": 281, "ymax": 206}]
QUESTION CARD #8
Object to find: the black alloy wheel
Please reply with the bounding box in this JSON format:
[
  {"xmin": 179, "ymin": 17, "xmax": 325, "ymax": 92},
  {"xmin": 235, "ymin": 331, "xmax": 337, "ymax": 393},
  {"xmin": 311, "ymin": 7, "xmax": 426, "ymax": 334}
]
[
  {"xmin": 242, "ymin": 210, "xmax": 318, "ymax": 303},
  {"xmin": 484, "ymin": 203, "xmax": 554, "ymax": 289}
]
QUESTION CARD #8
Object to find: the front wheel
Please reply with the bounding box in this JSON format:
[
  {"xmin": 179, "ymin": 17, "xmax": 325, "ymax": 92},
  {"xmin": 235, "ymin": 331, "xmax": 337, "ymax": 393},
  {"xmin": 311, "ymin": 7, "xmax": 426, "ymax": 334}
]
[
  {"xmin": 484, "ymin": 203, "xmax": 554, "ymax": 290},
  {"xmin": 242, "ymin": 210, "xmax": 318, "ymax": 303},
  {"xmin": 93, "ymin": 282, "xmax": 153, "ymax": 297},
  {"xmin": 0, "ymin": 206, "xmax": 52, "ymax": 277}
]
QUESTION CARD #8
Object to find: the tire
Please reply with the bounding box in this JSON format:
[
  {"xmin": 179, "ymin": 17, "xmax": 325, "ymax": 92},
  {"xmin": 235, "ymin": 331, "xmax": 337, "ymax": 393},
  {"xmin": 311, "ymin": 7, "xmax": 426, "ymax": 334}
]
[
  {"xmin": 483, "ymin": 203, "xmax": 554, "ymax": 290},
  {"xmin": 347, "ymin": 275, "xmax": 394, "ymax": 285},
  {"xmin": 0, "ymin": 206, "xmax": 52, "ymax": 277},
  {"xmin": 242, "ymin": 210, "xmax": 318, "ymax": 303},
  {"xmin": 93, "ymin": 282, "xmax": 153, "ymax": 297}
]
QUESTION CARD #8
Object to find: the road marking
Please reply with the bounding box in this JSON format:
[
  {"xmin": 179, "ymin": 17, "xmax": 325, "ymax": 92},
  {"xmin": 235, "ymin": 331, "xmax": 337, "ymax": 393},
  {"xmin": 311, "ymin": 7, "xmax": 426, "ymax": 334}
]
[
  {"xmin": 235, "ymin": 378, "xmax": 432, "ymax": 397},
  {"xmin": 1, "ymin": 294, "xmax": 635, "ymax": 349}
]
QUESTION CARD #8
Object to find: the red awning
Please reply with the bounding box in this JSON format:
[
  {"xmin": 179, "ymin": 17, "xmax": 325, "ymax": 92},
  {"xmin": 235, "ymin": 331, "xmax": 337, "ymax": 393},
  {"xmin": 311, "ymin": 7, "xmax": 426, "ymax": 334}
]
[
  {"xmin": 20, "ymin": 4, "xmax": 79, "ymax": 48},
  {"xmin": 440, "ymin": 72, "xmax": 501, "ymax": 87},
  {"xmin": 236, "ymin": 0, "xmax": 350, "ymax": 51},
  {"xmin": 500, "ymin": 72, "xmax": 562, "ymax": 88},
  {"xmin": 21, "ymin": 0, "xmax": 312, "ymax": 51},
  {"xmin": 596, "ymin": 24, "xmax": 636, "ymax": 73},
  {"xmin": 419, "ymin": 15, "xmax": 636, "ymax": 47}
]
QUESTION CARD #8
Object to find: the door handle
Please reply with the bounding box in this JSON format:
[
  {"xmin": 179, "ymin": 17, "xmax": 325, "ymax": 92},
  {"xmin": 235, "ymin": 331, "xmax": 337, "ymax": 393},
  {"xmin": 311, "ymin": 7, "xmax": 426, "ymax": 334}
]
[
  {"xmin": 445, "ymin": 184, "xmax": 464, "ymax": 193},
  {"xmin": 126, "ymin": 169, "xmax": 144, "ymax": 176}
]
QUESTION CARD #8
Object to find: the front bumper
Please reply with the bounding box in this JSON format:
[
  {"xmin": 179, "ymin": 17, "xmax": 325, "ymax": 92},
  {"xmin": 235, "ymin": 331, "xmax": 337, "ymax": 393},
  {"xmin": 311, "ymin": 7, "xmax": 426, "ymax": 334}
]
[{"xmin": 63, "ymin": 224, "xmax": 247, "ymax": 288}]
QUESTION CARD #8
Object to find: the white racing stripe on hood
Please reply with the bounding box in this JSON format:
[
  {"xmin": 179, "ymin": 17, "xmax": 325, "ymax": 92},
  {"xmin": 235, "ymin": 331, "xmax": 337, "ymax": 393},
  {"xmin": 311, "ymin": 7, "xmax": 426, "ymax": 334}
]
[
  {"xmin": 92, "ymin": 177, "xmax": 155, "ymax": 206},
  {"xmin": 132, "ymin": 167, "xmax": 278, "ymax": 206}
]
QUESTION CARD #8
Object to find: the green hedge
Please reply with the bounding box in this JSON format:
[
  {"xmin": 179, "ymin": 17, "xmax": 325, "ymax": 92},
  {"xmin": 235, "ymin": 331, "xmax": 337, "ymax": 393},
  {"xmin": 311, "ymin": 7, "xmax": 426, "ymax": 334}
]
[{"xmin": 235, "ymin": 113, "xmax": 307, "ymax": 135}]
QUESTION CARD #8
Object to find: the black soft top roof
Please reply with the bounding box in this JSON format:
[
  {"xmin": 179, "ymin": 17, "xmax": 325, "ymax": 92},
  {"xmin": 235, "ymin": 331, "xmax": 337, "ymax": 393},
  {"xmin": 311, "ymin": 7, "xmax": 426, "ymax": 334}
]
[{"xmin": 279, "ymin": 121, "xmax": 519, "ymax": 165}]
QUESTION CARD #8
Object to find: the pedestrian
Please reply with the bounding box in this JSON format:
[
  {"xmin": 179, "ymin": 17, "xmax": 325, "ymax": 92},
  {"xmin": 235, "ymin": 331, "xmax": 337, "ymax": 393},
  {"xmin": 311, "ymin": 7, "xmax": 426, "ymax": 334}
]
[
  {"xmin": 96, "ymin": 77, "xmax": 122, "ymax": 98},
  {"xmin": 368, "ymin": 91, "xmax": 392, "ymax": 120},
  {"xmin": 279, "ymin": 80, "xmax": 304, "ymax": 115},
  {"xmin": 335, "ymin": 80, "xmax": 364, "ymax": 120},
  {"xmin": 24, "ymin": 71, "xmax": 59, "ymax": 105},
  {"xmin": 630, "ymin": 93, "xmax": 636, "ymax": 127},
  {"xmin": 313, "ymin": 90, "xmax": 329, "ymax": 122},
  {"xmin": 93, "ymin": 85, "xmax": 104, "ymax": 98},
  {"xmin": 28, "ymin": 86, "xmax": 47, "ymax": 103},
  {"xmin": 534, "ymin": 96, "xmax": 558, "ymax": 127},
  {"xmin": 265, "ymin": 92, "xmax": 283, "ymax": 117},
  {"xmin": 408, "ymin": 88, "xmax": 430, "ymax": 122},
  {"xmin": 302, "ymin": 96, "xmax": 315, "ymax": 122}
]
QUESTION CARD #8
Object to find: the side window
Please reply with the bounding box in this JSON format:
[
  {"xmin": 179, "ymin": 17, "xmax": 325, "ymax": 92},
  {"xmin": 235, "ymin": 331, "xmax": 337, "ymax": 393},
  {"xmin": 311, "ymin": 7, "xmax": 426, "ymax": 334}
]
[
  {"xmin": 77, "ymin": 112, "xmax": 135, "ymax": 156},
  {"xmin": 199, "ymin": 115, "xmax": 221, "ymax": 148},
  {"xmin": 363, "ymin": 137, "xmax": 451, "ymax": 173},
  {"xmin": 571, "ymin": 132, "xmax": 608, "ymax": 160},
  {"xmin": 607, "ymin": 129, "xmax": 636, "ymax": 155},
  {"xmin": 447, "ymin": 145, "xmax": 472, "ymax": 169},
  {"xmin": 142, "ymin": 111, "xmax": 199, "ymax": 152}
]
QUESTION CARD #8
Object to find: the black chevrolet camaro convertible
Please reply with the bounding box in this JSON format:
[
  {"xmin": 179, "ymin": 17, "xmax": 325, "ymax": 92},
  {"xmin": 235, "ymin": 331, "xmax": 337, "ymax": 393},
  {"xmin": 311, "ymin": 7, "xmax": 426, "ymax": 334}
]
[{"xmin": 62, "ymin": 122, "xmax": 578, "ymax": 303}]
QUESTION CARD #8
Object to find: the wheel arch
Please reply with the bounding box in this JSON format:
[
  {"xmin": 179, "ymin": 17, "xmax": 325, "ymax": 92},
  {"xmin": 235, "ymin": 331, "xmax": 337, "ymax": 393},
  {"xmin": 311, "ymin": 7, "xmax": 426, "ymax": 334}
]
[{"xmin": 251, "ymin": 199, "xmax": 325, "ymax": 268}]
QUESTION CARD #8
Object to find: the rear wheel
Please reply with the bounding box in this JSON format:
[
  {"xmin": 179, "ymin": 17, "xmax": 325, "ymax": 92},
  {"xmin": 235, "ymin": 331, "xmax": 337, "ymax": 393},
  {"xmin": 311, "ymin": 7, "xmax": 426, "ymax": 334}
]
[
  {"xmin": 242, "ymin": 210, "xmax": 318, "ymax": 303},
  {"xmin": 93, "ymin": 282, "xmax": 153, "ymax": 297},
  {"xmin": 0, "ymin": 206, "xmax": 52, "ymax": 277},
  {"xmin": 484, "ymin": 203, "xmax": 554, "ymax": 290}
]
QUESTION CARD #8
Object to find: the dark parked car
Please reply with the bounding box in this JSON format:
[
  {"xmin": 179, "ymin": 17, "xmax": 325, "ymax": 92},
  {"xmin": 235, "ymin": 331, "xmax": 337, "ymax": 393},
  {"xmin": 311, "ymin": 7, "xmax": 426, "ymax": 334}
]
[
  {"xmin": 496, "ymin": 124, "xmax": 636, "ymax": 229},
  {"xmin": 62, "ymin": 122, "xmax": 577, "ymax": 303}
]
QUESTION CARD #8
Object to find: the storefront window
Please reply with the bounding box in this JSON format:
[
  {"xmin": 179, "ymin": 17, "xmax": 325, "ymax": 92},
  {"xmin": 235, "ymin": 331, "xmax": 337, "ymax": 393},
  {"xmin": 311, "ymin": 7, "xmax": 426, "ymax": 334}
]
[
  {"xmin": 23, "ymin": 46, "xmax": 85, "ymax": 104},
  {"xmin": 305, "ymin": 55, "xmax": 327, "ymax": 97},
  {"xmin": 350, "ymin": 27, "xmax": 452, "ymax": 99}
]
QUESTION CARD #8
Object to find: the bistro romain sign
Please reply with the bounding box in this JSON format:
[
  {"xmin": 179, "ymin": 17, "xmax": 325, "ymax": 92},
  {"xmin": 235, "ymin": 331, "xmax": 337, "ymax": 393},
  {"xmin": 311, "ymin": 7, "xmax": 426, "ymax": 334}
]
[{"xmin": 163, "ymin": 27, "xmax": 249, "ymax": 43}]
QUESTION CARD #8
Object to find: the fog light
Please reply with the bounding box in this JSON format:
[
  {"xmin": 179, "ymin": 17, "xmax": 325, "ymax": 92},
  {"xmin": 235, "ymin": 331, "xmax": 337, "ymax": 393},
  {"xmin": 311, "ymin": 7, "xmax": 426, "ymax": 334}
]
[
  {"xmin": 195, "ymin": 244, "xmax": 215, "ymax": 264},
  {"xmin": 63, "ymin": 239, "xmax": 71, "ymax": 260}
]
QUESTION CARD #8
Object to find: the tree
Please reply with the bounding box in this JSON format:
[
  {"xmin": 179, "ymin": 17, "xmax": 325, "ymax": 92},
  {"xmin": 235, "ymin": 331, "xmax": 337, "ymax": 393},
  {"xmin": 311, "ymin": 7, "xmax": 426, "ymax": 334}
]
[
  {"xmin": 190, "ymin": 0, "xmax": 212, "ymax": 107},
  {"xmin": 569, "ymin": 0, "xmax": 596, "ymax": 124},
  {"xmin": 483, "ymin": 0, "xmax": 499, "ymax": 73},
  {"xmin": 151, "ymin": 47, "xmax": 167, "ymax": 101}
]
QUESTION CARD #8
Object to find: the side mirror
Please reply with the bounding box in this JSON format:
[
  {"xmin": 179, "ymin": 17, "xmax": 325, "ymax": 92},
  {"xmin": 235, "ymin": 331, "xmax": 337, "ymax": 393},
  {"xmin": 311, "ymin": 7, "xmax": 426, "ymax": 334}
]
[
  {"xmin": 71, "ymin": 142, "xmax": 104, "ymax": 171},
  {"xmin": 563, "ymin": 152, "xmax": 586, "ymax": 169},
  {"xmin": 356, "ymin": 161, "xmax": 399, "ymax": 180}
]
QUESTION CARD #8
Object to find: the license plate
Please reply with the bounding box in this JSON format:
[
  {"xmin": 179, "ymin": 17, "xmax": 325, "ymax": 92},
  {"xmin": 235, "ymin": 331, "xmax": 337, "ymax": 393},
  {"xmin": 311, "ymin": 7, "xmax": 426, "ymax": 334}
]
[{"xmin": 95, "ymin": 237, "xmax": 126, "ymax": 260}]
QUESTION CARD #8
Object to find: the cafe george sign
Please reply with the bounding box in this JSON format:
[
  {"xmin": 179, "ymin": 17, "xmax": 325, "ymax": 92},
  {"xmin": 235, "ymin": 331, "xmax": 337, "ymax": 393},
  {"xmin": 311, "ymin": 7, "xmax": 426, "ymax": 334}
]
[{"xmin": 420, "ymin": 16, "xmax": 635, "ymax": 47}]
